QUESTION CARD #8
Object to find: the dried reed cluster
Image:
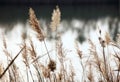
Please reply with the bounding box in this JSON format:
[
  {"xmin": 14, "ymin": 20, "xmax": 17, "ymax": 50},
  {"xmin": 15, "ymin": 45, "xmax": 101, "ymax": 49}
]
[
  {"xmin": 50, "ymin": 6, "xmax": 61, "ymax": 31},
  {"xmin": 29, "ymin": 8, "xmax": 44, "ymax": 41},
  {"xmin": 0, "ymin": 6, "xmax": 119, "ymax": 82}
]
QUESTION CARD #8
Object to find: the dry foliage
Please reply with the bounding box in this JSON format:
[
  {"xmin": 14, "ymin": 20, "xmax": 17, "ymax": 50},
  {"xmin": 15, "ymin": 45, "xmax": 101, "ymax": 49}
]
[
  {"xmin": 50, "ymin": 6, "xmax": 61, "ymax": 31},
  {"xmin": 0, "ymin": 6, "xmax": 119, "ymax": 82},
  {"xmin": 29, "ymin": 8, "xmax": 44, "ymax": 41}
]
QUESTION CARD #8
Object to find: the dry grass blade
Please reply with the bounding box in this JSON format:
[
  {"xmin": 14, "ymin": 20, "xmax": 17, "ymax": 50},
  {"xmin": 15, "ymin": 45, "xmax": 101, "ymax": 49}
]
[
  {"xmin": 31, "ymin": 50, "xmax": 52, "ymax": 63},
  {"xmin": 0, "ymin": 46, "xmax": 25, "ymax": 79},
  {"xmin": 28, "ymin": 38, "xmax": 37, "ymax": 60},
  {"xmin": 75, "ymin": 41, "xmax": 82, "ymax": 59},
  {"xmin": 87, "ymin": 63, "xmax": 94, "ymax": 82}
]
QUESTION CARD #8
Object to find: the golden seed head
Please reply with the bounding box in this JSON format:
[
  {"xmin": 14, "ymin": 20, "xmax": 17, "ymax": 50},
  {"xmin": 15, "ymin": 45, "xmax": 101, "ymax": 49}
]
[
  {"xmin": 29, "ymin": 8, "xmax": 44, "ymax": 41},
  {"xmin": 50, "ymin": 6, "xmax": 61, "ymax": 31},
  {"xmin": 48, "ymin": 60, "xmax": 56, "ymax": 71}
]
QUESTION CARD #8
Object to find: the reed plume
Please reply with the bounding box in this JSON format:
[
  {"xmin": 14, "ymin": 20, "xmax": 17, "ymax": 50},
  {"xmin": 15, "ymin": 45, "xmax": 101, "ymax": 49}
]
[
  {"xmin": 29, "ymin": 8, "xmax": 44, "ymax": 41},
  {"xmin": 50, "ymin": 6, "xmax": 61, "ymax": 31}
]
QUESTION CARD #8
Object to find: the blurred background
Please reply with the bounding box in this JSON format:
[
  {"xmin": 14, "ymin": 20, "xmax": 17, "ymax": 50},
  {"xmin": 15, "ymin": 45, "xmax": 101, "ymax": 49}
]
[
  {"xmin": 0, "ymin": 1, "xmax": 119, "ymax": 81},
  {"xmin": 0, "ymin": 0, "xmax": 119, "ymax": 42}
]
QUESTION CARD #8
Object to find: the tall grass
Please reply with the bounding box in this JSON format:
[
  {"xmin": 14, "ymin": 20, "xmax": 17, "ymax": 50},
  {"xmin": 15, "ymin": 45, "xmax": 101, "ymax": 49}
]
[{"xmin": 0, "ymin": 6, "xmax": 119, "ymax": 82}]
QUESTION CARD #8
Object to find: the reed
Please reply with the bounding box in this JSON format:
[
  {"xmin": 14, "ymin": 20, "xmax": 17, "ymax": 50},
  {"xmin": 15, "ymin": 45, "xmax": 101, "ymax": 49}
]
[{"xmin": 0, "ymin": 6, "xmax": 119, "ymax": 82}]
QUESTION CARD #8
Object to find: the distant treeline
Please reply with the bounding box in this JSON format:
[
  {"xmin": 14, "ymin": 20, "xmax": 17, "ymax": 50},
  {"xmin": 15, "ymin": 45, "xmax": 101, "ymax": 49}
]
[{"xmin": 0, "ymin": 0, "xmax": 118, "ymax": 6}]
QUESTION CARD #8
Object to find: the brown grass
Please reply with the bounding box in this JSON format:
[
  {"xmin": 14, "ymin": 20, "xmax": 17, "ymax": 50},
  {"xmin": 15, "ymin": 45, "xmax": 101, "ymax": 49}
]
[{"xmin": 0, "ymin": 6, "xmax": 119, "ymax": 82}]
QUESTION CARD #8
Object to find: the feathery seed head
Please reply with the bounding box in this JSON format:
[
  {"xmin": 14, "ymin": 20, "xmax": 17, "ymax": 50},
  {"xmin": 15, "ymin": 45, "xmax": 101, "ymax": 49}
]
[
  {"xmin": 29, "ymin": 8, "xmax": 44, "ymax": 41},
  {"xmin": 50, "ymin": 6, "xmax": 61, "ymax": 31}
]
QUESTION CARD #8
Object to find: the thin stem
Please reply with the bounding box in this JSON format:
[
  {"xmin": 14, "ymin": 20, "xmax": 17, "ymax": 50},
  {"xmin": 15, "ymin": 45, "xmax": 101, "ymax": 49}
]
[
  {"xmin": 80, "ymin": 59, "xmax": 85, "ymax": 82},
  {"xmin": 102, "ymin": 47, "xmax": 109, "ymax": 82},
  {"xmin": 0, "ymin": 47, "xmax": 25, "ymax": 78},
  {"xmin": 33, "ymin": 64, "xmax": 43, "ymax": 82},
  {"xmin": 43, "ymin": 40, "xmax": 51, "ymax": 60},
  {"xmin": 19, "ymin": 70, "xmax": 25, "ymax": 82},
  {"xmin": 53, "ymin": 73, "xmax": 57, "ymax": 82},
  {"xmin": 26, "ymin": 67, "xmax": 29, "ymax": 82},
  {"xmin": 31, "ymin": 50, "xmax": 53, "ymax": 64},
  {"xmin": 28, "ymin": 67, "xmax": 34, "ymax": 82},
  {"xmin": 117, "ymin": 64, "xmax": 120, "ymax": 82}
]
